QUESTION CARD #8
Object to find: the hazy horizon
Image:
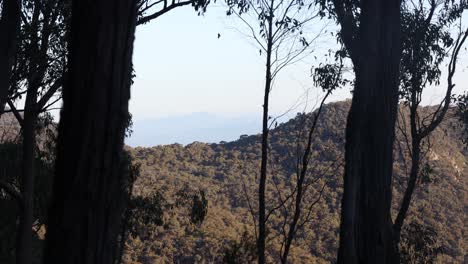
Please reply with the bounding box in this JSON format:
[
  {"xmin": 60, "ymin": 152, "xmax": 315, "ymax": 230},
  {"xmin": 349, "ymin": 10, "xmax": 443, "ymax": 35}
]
[{"xmin": 127, "ymin": 5, "xmax": 468, "ymax": 147}]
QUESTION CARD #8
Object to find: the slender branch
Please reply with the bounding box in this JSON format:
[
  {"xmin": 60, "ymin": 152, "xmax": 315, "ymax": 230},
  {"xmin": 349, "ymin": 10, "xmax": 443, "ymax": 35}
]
[
  {"xmin": 137, "ymin": 0, "xmax": 195, "ymax": 25},
  {"xmin": 420, "ymin": 28, "xmax": 467, "ymax": 139},
  {"xmin": 6, "ymin": 99, "xmax": 23, "ymax": 127}
]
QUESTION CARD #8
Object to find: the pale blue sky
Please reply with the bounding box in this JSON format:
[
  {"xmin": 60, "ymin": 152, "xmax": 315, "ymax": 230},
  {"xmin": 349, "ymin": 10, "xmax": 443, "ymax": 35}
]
[
  {"xmin": 126, "ymin": 5, "xmax": 467, "ymax": 146},
  {"xmin": 129, "ymin": 4, "xmax": 350, "ymax": 120}
]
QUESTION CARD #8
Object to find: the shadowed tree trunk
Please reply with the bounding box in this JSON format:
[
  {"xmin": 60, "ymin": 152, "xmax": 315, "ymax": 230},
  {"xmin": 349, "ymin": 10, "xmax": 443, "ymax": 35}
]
[
  {"xmin": 13, "ymin": 2, "xmax": 64, "ymax": 262},
  {"xmin": 335, "ymin": 0, "xmax": 402, "ymax": 263},
  {"xmin": 258, "ymin": 7, "xmax": 273, "ymax": 262},
  {"xmin": 15, "ymin": 3, "xmax": 41, "ymax": 263},
  {"xmin": 0, "ymin": 0, "xmax": 20, "ymax": 113},
  {"xmin": 16, "ymin": 81, "xmax": 38, "ymax": 264},
  {"xmin": 43, "ymin": 0, "xmax": 137, "ymax": 263}
]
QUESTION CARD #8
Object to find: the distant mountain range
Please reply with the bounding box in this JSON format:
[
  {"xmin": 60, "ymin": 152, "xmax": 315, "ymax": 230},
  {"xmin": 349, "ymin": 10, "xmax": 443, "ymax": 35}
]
[{"xmin": 126, "ymin": 112, "xmax": 263, "ymax": 146}]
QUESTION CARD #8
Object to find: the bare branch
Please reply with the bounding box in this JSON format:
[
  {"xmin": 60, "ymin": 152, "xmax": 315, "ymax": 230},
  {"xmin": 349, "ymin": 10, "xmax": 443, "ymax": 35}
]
[
  {"xmin": 6, "ymin": 99, "xmax": 23, "ymax": 127},
  {"xmin": 137, "ymin": 0, "xmax": 196, "ymax": 25},
  {"xmin": 420, "ymin": 28, "xmax": 468, "ymax": 139}
]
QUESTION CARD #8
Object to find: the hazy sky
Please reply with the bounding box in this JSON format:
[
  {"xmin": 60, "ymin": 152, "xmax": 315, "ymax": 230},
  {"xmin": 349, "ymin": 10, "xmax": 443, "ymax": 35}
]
[
  {"xmin": 129, "ymin": 4, "xmax": 350, "ymax": 120},
  {"xmin": 126, "ymin": 5, "xmax": 467, "ymax": 146}
]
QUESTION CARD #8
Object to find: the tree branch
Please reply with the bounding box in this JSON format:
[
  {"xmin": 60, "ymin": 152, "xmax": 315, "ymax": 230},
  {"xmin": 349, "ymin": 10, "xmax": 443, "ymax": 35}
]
[
  {"xmin": 137, "ymin": 0, "xmax": 195, "ymax": 25},
  {"xmin": 6, "ymin": 98, "xmax": 23, "ymax": 127},
  {"xmin": 37, "ymin": 77, "xmax": 63, "ymax": 111},
  {"xmin": 420, "ymin": 28, "xmax": 468, "ymax": 139}
]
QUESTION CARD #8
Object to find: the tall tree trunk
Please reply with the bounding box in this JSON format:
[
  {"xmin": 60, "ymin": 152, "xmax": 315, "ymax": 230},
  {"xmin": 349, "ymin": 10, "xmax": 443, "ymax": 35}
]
[
  {"xmin": 0, "ymin": 0, "xmax": 21, "ymax": 113},
  {"xmin": 337, "ymin": 0, "xmax": 402, "ymax": 263},
  {"xmin": 16, "ymin": 86, "xmax": 37, "ymax": 264},
  {"xmin": 258, "ymin": 9, "xmax": 274, "ymax": 264},
  {"xmin": 43, "ymin": 0, "xmax": 137, "ymax": 263}
]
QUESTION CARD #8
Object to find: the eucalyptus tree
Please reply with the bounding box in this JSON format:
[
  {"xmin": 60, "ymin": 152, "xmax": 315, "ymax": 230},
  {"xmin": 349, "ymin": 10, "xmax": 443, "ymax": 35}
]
[
  {"xmin": 315, "ymin": 0, "xmax": 403, "ymax": 262},
  {"xmin": 277, "ymin": 58, "xmax": 347, "ymax": 263},
  {"xmin": 0, "ymin": 0, "xmax": 20, "ymax": 113},
  {"xmin": 3, "ymin": 1, "xmax": 70, "ymax": 263},
  {"xmin": 394, "ymin": 0, "xmax": 467, "ymax": 253},
  {"xmin": 224, "ymin": 0, "xmax": 325, "ymax": 262},
  {"xmin": 42, "ymin": 0, "xmax": 138, "ymax": 262}
]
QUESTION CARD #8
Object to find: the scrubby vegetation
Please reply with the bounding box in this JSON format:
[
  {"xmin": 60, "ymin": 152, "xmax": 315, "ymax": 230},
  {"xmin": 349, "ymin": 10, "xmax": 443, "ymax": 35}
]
[
  {"xmin": 1, "ymin": 101, "xmax": 466, "ymax": 263},
  {"xmin": 119, "ymin": 101, "xmax": 467, "ymax": 263}
]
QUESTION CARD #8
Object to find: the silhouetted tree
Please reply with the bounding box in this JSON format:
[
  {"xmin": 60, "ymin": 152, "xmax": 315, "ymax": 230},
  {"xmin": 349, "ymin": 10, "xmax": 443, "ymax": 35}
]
[
  {"xmin": 42, "ymin": 0, "xmax": 138, "ymax": 263},
  {"xmin": 278, "ymin": 59, "xmax": 347, "ymax": 264},
  {"xmin": 225, "ymin": 0, "xmax": 322, "ymax": 261},
  {"xmin": 394, "ymin": 0, "xmax": 467, "ymax": 253},
  {"xmin": 0, "ymin": 126, "xmax": 55, "ymax": 262},
  {"xmin": 316, "ymin": 0, "xmax": 402, "ymax": 262},
  {"xmin": 0, "ymin": 0, "xmax": 20, "ymax": 113},
  {"xmin": 1, "ymin": 0, "xmax": 70, "ymax": 263}
]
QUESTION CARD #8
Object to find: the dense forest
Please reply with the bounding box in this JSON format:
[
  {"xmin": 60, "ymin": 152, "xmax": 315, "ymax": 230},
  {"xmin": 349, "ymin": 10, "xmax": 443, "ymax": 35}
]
[
  {"xmin": 0, "ymin": 0, "xmax": 467, "ymax": 263},
  {"xmin": 3, "ymin": 101, "xmax": 466, "ymax": 263},
  {"xmin": 121, "ymin": 101, "xmax": 467, "ymax": 263}
]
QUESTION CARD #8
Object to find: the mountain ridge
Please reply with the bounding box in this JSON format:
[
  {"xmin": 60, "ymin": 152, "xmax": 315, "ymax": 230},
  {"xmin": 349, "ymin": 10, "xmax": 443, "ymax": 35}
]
[{"xmin": 123, "ymin": 100, "xmax": 467, "ymax": 263}]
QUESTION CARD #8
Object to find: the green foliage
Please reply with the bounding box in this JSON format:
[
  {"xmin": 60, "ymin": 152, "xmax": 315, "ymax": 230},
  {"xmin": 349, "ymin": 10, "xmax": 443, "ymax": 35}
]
[
  {"xmin": 127, "ymin": 192, "xmax": 165, "ymax": 236},
  {"xmin": 419, "ymin": 162, "xmax": 434, "ymax": 184},
  {"xmin": 399, "ymin": 1, "xmax": 466, "ymax": 102},
  {"xmin": 1, "ymin": 102, "xmax": 466, "ymax": 263},
  {"xmin": 122, "ymin": 102, "xmax": 466, "ymax": 263},
  {"xmin": 223, "ymin": 230, "xmax": 257, "ymax": 264},
  {"xmin": 9, "ymin": 0, "xmax": 70, "ymax": 103},
  {"xmin": 400, "ymin": 221, "xmax": 444, "ymax": 264}
]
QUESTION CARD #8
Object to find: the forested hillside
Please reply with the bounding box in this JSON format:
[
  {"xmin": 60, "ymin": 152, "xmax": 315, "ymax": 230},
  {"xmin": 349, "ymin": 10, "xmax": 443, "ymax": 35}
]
[{"xmin": 122, "ymin": 101, "xmax": 467, "ymax": 263}]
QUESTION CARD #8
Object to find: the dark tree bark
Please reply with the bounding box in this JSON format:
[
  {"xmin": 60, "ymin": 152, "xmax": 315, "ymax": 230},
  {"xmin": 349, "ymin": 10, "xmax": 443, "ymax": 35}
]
[
  {"xmin": 16, "ymin": 88, "xmax": 37, "ymax": 264},
  {"xmin": 43, "ymin": 0, "xmax": 137, "ymax": 263},
  {"xmin": 336, "ymin": 0, "xmax": 402, "ymax": 263},
  {"xmin": 14, "ymin": 2, "xmax": 60, "ymax": 262},
  {"xmin": 15, "ymin": 3, "xmax": 41, "ymax": 263},
  {"xmin": 258, "ymin": 6, "xmax": 274, "ymax": 263},
  {"xmin": 0, "ymin": 0, "xmax": 20, "ymax": 113}
]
